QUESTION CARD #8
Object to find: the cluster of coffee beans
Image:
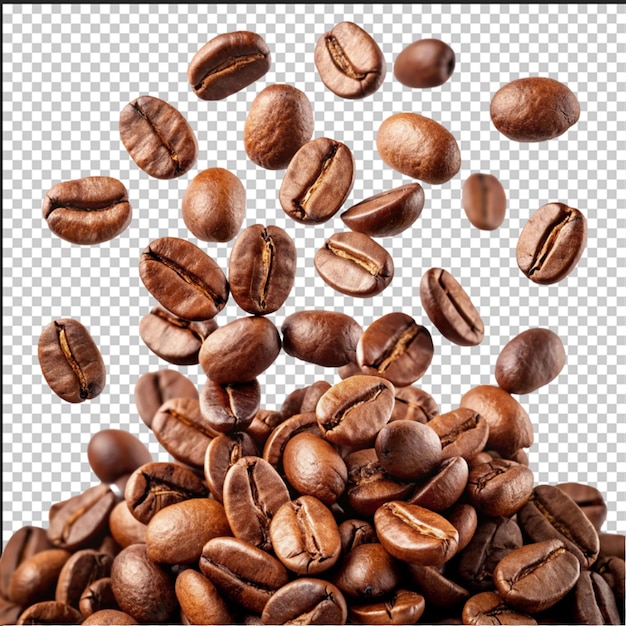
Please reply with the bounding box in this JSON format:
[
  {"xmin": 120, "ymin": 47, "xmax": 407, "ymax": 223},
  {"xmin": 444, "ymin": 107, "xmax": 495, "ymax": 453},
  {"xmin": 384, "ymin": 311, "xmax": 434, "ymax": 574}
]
[{"xmin": 2, "ymin": 18, "xmax": 623, "ymax": 626}]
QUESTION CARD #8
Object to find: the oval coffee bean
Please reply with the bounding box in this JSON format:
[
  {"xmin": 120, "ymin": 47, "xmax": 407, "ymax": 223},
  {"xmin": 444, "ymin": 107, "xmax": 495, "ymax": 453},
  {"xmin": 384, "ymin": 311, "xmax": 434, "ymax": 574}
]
[
  {"xmin": 244, "ymin": 83, "xmax": 314, "ymax": 170},
  {"xmin": 390, "ymin": 385, "xmax": 439, "ymax": 422},
  {"xmin": 426, "ymin": 408, "xmax": 489, "ymax": 461},
  {"xmin": 557, "ymin": 482, "xmax": 608, "ymax": 532},
  {"xmin": 420, "ymin": 268, "xmax": 484, "ymax": 346},
  {"xmin": 340, "ymin": 183, "xmax": 424, "ymax": 238},
  {"xmin": 348, "ymin": 588, "xmax": 426, "ymax": 625},
  {"xmin": 175, "ymin": 569, "xmax": 231, "ymax": 625},
  {"xmin": 38, "ymin": 318, "xmax": 106, "ymax": 403},
  {"xmin": 199, "ymin": 377, "xmax": 260, "ymax": 433},
  {"xmin": 228, "ymin": 224, "xmax": 297, "ymax": 315},
  {"xmin": 490, "ymin": 77, "xmax": 580, "ymax": 142},
  {"xmin": 119, "ymin": 95, "xmax": 197, "ymax": 179},
  {"xmin": 408, "ymin": 456, "xmax": 469, "ymax": 512},
  {"xmin": 314, "ymin": 21, "xmax": 386, "ymax": 99},
  {"xmin": 446, "ymin": 503, "xmax": 478, "ymax": 553},
  {"xmin": 461, "ymin": 591, "xmax": 538, "ymax": 626},
  {"xmin": 78, "ymin": 577, "xmax": 117, "ymax": 617},
  {"xmin": 279, "ymin": 137, "xmax": 355, "ymax": 224},
  {"xmin": 516, "ymin": 202, "xmax": 587, "ymax": 285},
  {"xmin": 572, "ymin": 569, "xmax": 622, "ymax": 626},
  {"xmin": 495, "ymin": 328, "xmax": 566, "ymax": 394},
  {"xmin": 300, "ymin": 380, "xmax": 333, "ymax": 413},
  {"xmin": 338, "ymin": 519, "xmax": 378, "ymax": 554},
  {"xmin": 16, "ymin": 601, "xmax": 83, "ymax": 625},
  {"xmin": 82, "ymin": 609, "xmax": 138, "ymax": 625},
  {"xmin": 462, "ymin": 173, "xmax": 507, "ymax": 231},
  {"xmin": 108, "ymin": 500, "xmax": 147, "ymax": 548},
  {"xmin": 188, "ymin": 30, "xmax": 271, "ymax": 101},
  {"xmin": 55, "ymin": 549, "xmax": 113, "ymax": 609},
  {"xmin": 314, "ymin": 231, "xmax": 394, "ymax": 298},
  {"xmin": 394, "ymin": 38, "xmax": 455, "ymax": 88},
  {"xmin": 376, "ymin": 112, "xmax": 461, "ymax": 184},
  {"xmin": 407, "ymin": 564, "xmax": 470, "ymax": 609},
  {"xmin": 138, "ymin": 237, "xmax": 229, "ymax": 322},
  {"xmin": 42, "ymin": 177, "xmax": 131, "ymax": 245}
]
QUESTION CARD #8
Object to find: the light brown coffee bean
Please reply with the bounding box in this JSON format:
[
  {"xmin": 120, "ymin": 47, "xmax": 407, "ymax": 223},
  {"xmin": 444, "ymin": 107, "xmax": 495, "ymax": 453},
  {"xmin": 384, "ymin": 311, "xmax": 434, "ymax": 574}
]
[
  {"xmin": 175, "ymin": 569, "xmax": 232, "ymax": 625},
  {"xmin": 108, "ymin": 500, "xmax": 147, "ymax": 548},
  {"xmin": 426, "ymin": 408, "xmax": 489, "ymax": 461},
  {"xmin": 82, "ymin": 609, "xmax": 138, "ymax": 625},
  {"xmin": 394, "ymin": 38, "xmax": 455, "ymax": 88},
  {"xmin": 462, "ymin": 173, "xmax": 507, "ymax": 231}
]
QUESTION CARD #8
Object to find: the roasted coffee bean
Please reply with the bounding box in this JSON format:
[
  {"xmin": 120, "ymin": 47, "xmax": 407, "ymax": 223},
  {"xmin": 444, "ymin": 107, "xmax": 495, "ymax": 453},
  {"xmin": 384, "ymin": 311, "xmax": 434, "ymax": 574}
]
[
  {"xmin": 0, "ymin": 597, "xmax": 23, "ymax": 626},
  {"xmin": 516, "ymin": 202, "xmax": 587, "ymax": 285},
  {"xmin": 571, "ymin": 569, "xmax": 622, "ymax": 625},
  {"xmin": 139, "ymin": 237, "xmax": 229, "ymax": 322},
  {"xmin": 82, "ymin": 609, "xmax": 138, "ymax": 625},
  {"xmin": 188, "ymin": 30, "xmax": 270, "ymax": 100},
  {"xmin": 408, "ymin": 456, "xmax": 469, "ymax": 512},
  {"xmin": 199, "ymin": 316, "xmax": 281, "ymax": 383},
  {"xmin": 175, "ymin": 569, "xmax": 231, "ymax": 625},
  {"xmin": 95, "ymin": 535, "xmax": 122, "ymax": 561},
  {"xmin": 445, "ymin": 503, "xmax": 478, "ymax": 553},
  {"xmin": 357, "ymin": 312, "xmax": 434, "ymax": 387},
  {"xmin": 108, "ymin": 501, "xmax": 147, "ymax": 548},
  {"xmin": 426, "ymin": 408, "xmax": 489, "ymax": 461},
  {"xmin": 490, "ymin": 77, "xmax": 580, "ymax": 142},
  {"xmin": 316, "ymin": 375, "xmax": 395, "ymax": 447},
  {"xmin": 280, "ymin": 387, "xmax": 308, "ymax": 418},
  {"xmin": 494, "ymin": 539, "xmax": 580, "ymax": 613},
  {"xmin": 461, "ymin": 591, "xmax": 538, "ymax": 626},
  {"xmin": 468, "ymin": 451, "xmax": 495, "ymax": 468},
  {"xmin": 594, "ymin": 555, "xmax": 625, "ymax": 622},
  {"xmin": 376, "ymin": 112, "xmax": 461, "ymax": 184},
  {"xmin": 38, "ymin": 318, "xmax": 106, "ymax": 403},
  {"xmin": 517, "ymin": 484, "xmax": 600, "ymax": 569},
  {"xmin": 599, "ymin": 533, "xmax": 626, "ymax": 559},
  {"xmin": 199, "ymin": 378, "xmax": 261, "ymax": 433},
  {"xmin": 462, "ymin": 172, "xmax": 507, "ymax": 231},
  {"xmin": 557, "ymin": 482, "xmax": 608, "ymax": 533},
  {"xmin": 420, "ymin": 268, "xmax": 484, "ymax": 346},
  {"xmin": 348, "ymin": 589, "xmax": 426, "ymax": 625},
  {"xmin": 314, "ymin": 21, "xmax": 386, "ymax": 99},
  {"xmin": 300, "ymin": 381, "xmax": 332, "ymax": 413},
  {"xmin": 390, "ymin": 385, "xmax": 439, "ymax": 423},
  {"xmin": 228, "ymin": 224, "xmax": 296, "ymax": 315},
  {"xmin": 340, "ymin": 183, "xmax": 425, "ymax": 238},
  {"xmin": 408, "ymin": 564, "xmax": 470, "ymax": 609},
  {"xmin": 16, "ymin": 601, "xmax": 84, "ymax": 625},
  {"xmin": 394, "ymin": 38, "xmax": 455, "ymax": 88},
  {"xmin": 119, "ymin": 95, "xmax": 197, "ymax": 179},
  {"xmin": 125, "ymin": 461, "xmax": 208, "ymax": 525},
  {"xmin": 279, "ymin": 137, "xmax": 355, "ymax": 224},
  {"xmin": 42, "ymin": 176, "xmax": 132, "ymax": 245},
  {"xmin": 315, "ymin": 231, "xmax": 394, "ymax": 298},
  {"xmin": 281, "ymin": 310, "xmax": 362, "ymax": 367},
  {"xmin": 244, "ymin": 84, "xmax": 314, "ymax": 170},
  {"xmin": 55, "ymin": 550, "xmax": 113, "ymax": 609},
  {"xmin": 247, "ymin": 408, "xmax": 288, "ymax": 449},
  {"xmin": 338, "ymin": 519, "xmax": 378, "ymax": 554},
  {"xmin": 139, "ymin": 305, "xmax": 217, "ymax": 366}
]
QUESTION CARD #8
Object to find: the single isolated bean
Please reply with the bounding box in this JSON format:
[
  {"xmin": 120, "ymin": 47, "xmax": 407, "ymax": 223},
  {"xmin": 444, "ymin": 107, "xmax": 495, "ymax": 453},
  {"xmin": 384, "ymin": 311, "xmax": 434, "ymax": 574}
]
[
  {"xmin": 462, "ymin": 173, "xmax": 507, "ymax": 231},
  {"xmin": 394, "ymin": 38, "xmax": 455, "ymax": 88}
]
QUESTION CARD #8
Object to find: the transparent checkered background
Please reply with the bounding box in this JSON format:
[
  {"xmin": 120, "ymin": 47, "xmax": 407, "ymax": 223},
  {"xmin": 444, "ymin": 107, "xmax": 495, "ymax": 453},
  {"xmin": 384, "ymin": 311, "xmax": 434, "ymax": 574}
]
[{"xmin": 3, "ymin": 4, "xmax": 624, "ymax": 550}]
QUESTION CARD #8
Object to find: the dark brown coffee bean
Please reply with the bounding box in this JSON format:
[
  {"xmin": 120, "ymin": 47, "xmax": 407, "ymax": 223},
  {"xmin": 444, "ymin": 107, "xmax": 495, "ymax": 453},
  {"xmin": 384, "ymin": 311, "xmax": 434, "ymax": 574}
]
[
  {"xmin": 599, "ymin": 533, "xmax": 626, "ymax": 559},
  {"xmin": 200, "ymin": 536, "xmax": 289, "ymax": 615},
  {"xmin": 280, "ymin": 387, "xmax": 308, "ymax": 418},
  {"xmin": 281, "ymin": 310, "xmax": 362, "ymax": 367},
  {"xmin": 199, "ymin": 316, "xmax": 281, "ymax": 383},
  {"xmin": 461, "ymin": 591, "xmax": 538, "ymax": 626},
  {"xmin": 244, "ymin": 84, "xmax": 314, "ymax": 170},
  {"xmin": 199, "ymin": 377, "xmax": 260, "ymax": 433},
  {"xmin": 133, "ymin": 369, "xmax": 198, "ymax": 429},
  {"xmin": 348, "ymin": 588, "xmax": 426, "ymax": 625},
  {"xmin": 55, "ymin": 550, "xmax": 112, "ymax": 609},
  {"xmin": 340, "ymin": 183, "xmax": 425, "ymax": 238},
  {"xmin": 394, "ymin": 38, "xmax": 455, "ymax": 88},
  {"xmin": 490, "ymin": 77, "xmax": 580, "ymax": 142},
  {"xmin": 420, "ymin": 268, "xmax": 484, "ymax": 346},
  {"xmin": 314, "ymin": 231, "xmax": 394, "ymax": 298},
  {"xmin": 300, "ymin": 381, "xmax": 333, "ymax": 413},
  {"xmin": 338, "ymin": 519, "xmax": 378, "ymax": 554},
  {"xmin": 408, "ymin": 564, "xmax": 470, "ymax": 609},
  {"xmin": 593, "ymin": 555, "xmax": 625, "ymax": 623},
  {"xmin": 556, "ymin": 483, "xmax": 608, "ymax": 533},
  {"xmin": 108, "ymin": 501, "xmax": 147, "ymax": 548},
  {"xmin": 376, "ymin": 113, "xmax": 461, "ymax": 184},
  {"xmin": 572, "ymin": 569, "xmax": 622, "ymax": 625},
  {"xmin": 316, "ymin": 375, "xmax": 395, "ymax": 447},
  {"xmin": 42, "ymin": 177, "xmax": 132, "ymax": 245},
  {"xmin": 516, "ymin": 202, "xmax": 587, "ymax": 285},
  {"xmin": 110, "ymin": 544, "xmax": 177, "ymax": 623},
  {"xmin": 494, "ymin": 539, "xmax": 580, "ymax": 613},
  {"xmin": 228, "ymin": 224, "xmax": 296, "ymax": 315},
  {"xmin": 119, "ymin": 95, "xmax": 197, "ymax": 179},
  {"xmin": 517, "ymin": 484, "xmax": 600, "ymax": 569},
  {"xmin": 408, "ymin": 456, "xmax": 469, "ymax": 512},
  {"xmin": 16, "ymin": 601, "xmax": 83, "ymax": 625},
  {"xmin": 462, "ymin": 173, "xmax": 507, "ymax": 231},
  {"xmin": 139, "ymin": 237, "xmax": 229, "ymax": 322},
  {"xmin": 247, "ymin": 408, "xmax": 288, "ymax": 449},
  {"xmin": 279, "ymin": 137, "xmax": 355, "ymax": 224},
  {"xmin": 390, "ymin": 385, "xmax": 439, "ymax": 423},
  {"xmin": 426, "ymin": 408, "xmax": 489, "ymax": 461},
  {"xmin": 175, "ymin": 569, "xmax": 231, "ymax": 625},
  {"xmin": 38, "ymin": 318, "xmax": 106, "ymax": 403},
  {"xmin": 357, "ymin": 313, "xmax": 434, "ymax": 387},
  {"xmin": 314, "ymin": 21, "xmax": 386, "ymax": 99},
  {"xmin": 445, "ymin": 503, "xmax": 478, "ymax": 553},
  {"xmin": 82, "ymin": 609, "xmax": 138, "ymax": 625}
]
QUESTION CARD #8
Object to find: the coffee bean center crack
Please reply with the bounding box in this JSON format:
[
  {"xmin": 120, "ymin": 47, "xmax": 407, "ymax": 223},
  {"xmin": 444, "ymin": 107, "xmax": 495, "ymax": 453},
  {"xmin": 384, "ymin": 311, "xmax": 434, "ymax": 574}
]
[
  {"xmin": 165, "ymin": 408, "xmax": 215, "ymax": 438},
  {"xmin": 528, "ymin": 208, "xmax": 578, "ymax": 276},
  {"xmin": 59, "ymin": 492, "xmax": 106, "ymax": 543},
  {"xmin": 152, "ymin": 308, "xmax": 205, "ymax": 342},
  {"xmin": 388, "ymin": 503, "xmax": 451, "ymax": 542},
  {"xmin": 326, "ymin": 242, "xmax": 387, "ymax": 277},
  {"xmin": 195, "ymin": 52, "xmax": 266, "ymax": 91},
  {"xmin": 322, "ymin": 385, "xmax": 387, "ymax": 431},
  {"xmin": 506, "ymin": 546, "xmax": 568, "ymax": 589},
  {"xmin": 135, "ymin": 473, "xmax": 197, "ymax": 508},
  {"xmin": 294, "ymin": 502, "xmax": 326, "ymax": 568},
  {"xmin": 325, "ymin": 35, "xmax": 368, "ymax": 81},
  {"xmin": 258, "ymin": 228, "xmax": 276, "ymax": 308},
  {"xmin": 440, "ymin": 412, "xmax": 480, "ymax": 447},
  {"xmin": 56, "ymin": 322, "xmax": 89, "ymax": 399},
  {"xmin": 45, "ymin": 196, "xmax": 127, "ymax": 217},
  {"xmin": 436, "ymin": 269, "xmax": 480, "ymax": 334},
  {"xmin": 292, "ymin": 143, "xmax": 339, "ymax": 219},
  {"xmin": 369, "ymin": 324, "xmax": 421, "ymax": 372}
]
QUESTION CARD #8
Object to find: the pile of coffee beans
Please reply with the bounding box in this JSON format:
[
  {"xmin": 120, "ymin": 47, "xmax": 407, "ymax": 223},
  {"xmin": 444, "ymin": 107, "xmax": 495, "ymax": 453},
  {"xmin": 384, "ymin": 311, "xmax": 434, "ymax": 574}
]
[{"xmin": 2, "ymin": 20, "xmax": 623, "ymax": 626}]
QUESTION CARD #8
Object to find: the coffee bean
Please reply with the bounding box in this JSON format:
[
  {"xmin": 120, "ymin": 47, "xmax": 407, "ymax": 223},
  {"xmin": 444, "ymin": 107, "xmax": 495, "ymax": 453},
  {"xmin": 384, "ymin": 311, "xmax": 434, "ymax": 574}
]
[
  {"xmin": 314, "ymin": 21, "xmax": 386, "ymax": 99},
  {"xmin": 599, "ymin": 533, "xmax": 626, "ymax": 560},
  {"xmin": 348, "ymin": 588, "xmax": 426, "ymax": 625},
  {"xmin": 199, "ymin": 377, "xmax": 260, "ymax": 433},
  {"xmin": 572, "ymin": 569, "xmax": 622, "ymax": 625},
  {"xmin": 42, "ymin": 177, "xmax": 132, "ymax": 245},
  {"xmin": 408, "ymin": 456, "xmax": 469, "ymax": 512},
  {"xmin": 228, "ymin": 224, "xmax": 296, "ymax": 315},
  {"xmin": 16, "ymin": 601, "xmax": 84, "ymax": 625},
  {"xmin": 394, "ymin": 38, "xmax": 455, "ymax": 88},
  {"xmin": 244, "ymin": 84, "xmax": 314, "ymax": 170},
  {"xmin": 82, "ymin": 609, "xmax": 138, "ymax": 625},
  {"xmin": 340, "ymin": 183, "xmax": 425, "ymax": 238},
  {"xmin": 462, "ymin": 173, "xmax": 507, "ymax": 231},
  {"xmin": 55, "ymin": 550, "xmax": 113, "ymax": 609},
  {"xmin": 78, "ymin": 577, "xmax": 117, "ymax": 618},
  {"xmin": 139, "ymin": 237, "xmax": 229, "ymax": 322},
  {"xmin": 446, "ymin": 503, "xmax": 478, "ymax": 553},
  {"xmin": 279, "ymin": 137, "xmax": 355, "ymax": 223},
  {"xmin": 247, "ymin": 408, "xmax": 288, "ymax": 449},
  {"xmin": 516, "ymin": 202, "xmax": 587, "ymax": 285},
  {"xmin": 188, "ymin": 30, "xmax": 271, "ymax": 100},
  {"xmin": 555, "ymin": 483, "xmax": 608, "ymax": 533},
  {"xmin": 338, "ymin": 519, "xmax": 378, "ymax": 554},
  {"xmin": 0, "ymin": 597, "xmax": 23, "ymax": 626},
  {"xmin": 119, "ymin": 95, "xmax": 197, "ymax": 179},
  {"xmin": 420, "ymin": 268, "xmax": 484, "ymax": 346},
  {"xmin": 408, "ymin": 564, "xmax": 470, "ymax": 609},
  {"xmin": 461, "ymin": 591, "xmax": 537, "ymax": 626},
  {"xmin": 390, "ymin": 385, "xmax": 439, "ymax": 423},
  {"xmin": 376, "ymin": 112, "xmax": 461, "ymax": 184},
  {"xmin": 314, "ymin": 231, "xmax": 394, "ymax": 298},
  {"xmin": 279, "ymin": 387, "xmax": 308, "ymax": 418},
  {"xmin": 175, "ymin": 569, "xmax": 232, "ymax": 625},
  {"xmin": 108, "ymin": 501, "xmax": 147, "ymax": 548},
  {"xmin": 426, "ymin": 408, "xmax": 489, "ymax": 461},
  {"xmin": 490, "ymin": 77, "xmax": 580, "ymax": 142},
  {"xmin": 38, "ymin": 318, "xmax": 106, "ymax": 403},
  {"xmin": 593, "ymin": 555, "xmax": 625, "ymax": 623},
  {"xmin": 300, "ymin": 380, "xmax": 332, "ymax": 413}
]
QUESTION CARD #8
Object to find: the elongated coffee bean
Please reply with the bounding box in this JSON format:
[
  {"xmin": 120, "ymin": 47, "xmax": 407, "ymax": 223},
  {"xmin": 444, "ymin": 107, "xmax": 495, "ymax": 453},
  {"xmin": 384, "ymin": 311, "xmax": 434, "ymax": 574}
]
[
  {"xmin": 462, "ymin": 173, "xmax": 507, "ymax": 231},
  {"xmin": 199, "ymin": 378, "xmax": 261, "ymax": 433},
  {"xmin": 175, "ymin": 569, "xmax": 232, "ymax": 625}
]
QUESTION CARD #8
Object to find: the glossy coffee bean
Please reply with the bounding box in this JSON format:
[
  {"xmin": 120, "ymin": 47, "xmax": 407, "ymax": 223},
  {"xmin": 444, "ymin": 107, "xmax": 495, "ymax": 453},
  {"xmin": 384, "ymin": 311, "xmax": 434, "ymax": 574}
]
[
  {"xmin": 300, "ymin": 381, "xmax": 332, "ymax": 413},
  {"xmin": 42, "ymin": 176, "xmax": 132, "ymax": 245},
  {"xmin": 16, "ymin": 601, "xmax": 83, "ymax": 625},
  {"xmin": 175, "ymin": 569, "xmax": 231, "ymax": 625},
  {"xmin": 119, "ymin": 95, "xmax": 197, "ymax": 179},
  {"xmin": 199, "ymin": 377, "xmax": 260, "ymax": 433},
  {"xmin": 244, "ymin": 84, "xmax": 314, "ymax": 170},
  {"xmin": 139, "ymin": 237, "xmax": 229, "ymax": 322},
  {"xmin": 490, "ymin": 77, "xmax": 580, "ymax": 142},
  {"xmin": 348, "ymin": 588, "xmax": 426, "ymax": 625},
  {"xmin": 445, "ymin": 503, "xmax": 478, "ymax": 553},
  {"xmin": 78, "ymin": 577, "xmax": 117, "ymax": 617},
  {"xmin": 82, "ymin": 609, "xmax": 138, "ymax": 625},
  {"xmin": 338, "ymin": 519, "xmax": 378, "ymax": 554},
  {"xmin": 394, "ymin": 38, "xmax": 455, "ymax": 88},
  {"xmin": 557, "ymin": 483, "xmax": 608, "ymax": 534},
  {"xmin": 462, "ymin": 172, "xmax": 507, "ymax": 231},
  {"xmin": 461, "ymin": 591, "xmax": 537, "ymax": 626},
  {"xmin": 376, "ymin": 112, "xmax": 461, "ymax": 184},
  {"xmin": 408, "ymin": 456, "xmax": 469, "ymax": 512},
  {"xmin": 426, "ymin": 408, "xmax": 489, "ymax": 461},
  {"xmin": 228, "ymin": 224, "xmax": 296, "ymax": 315},
  {"xmin": 108, "ymin": 500, "xmax": 147, "ymax": 548},
  {"xmin": 420, "ymin": 268, "xmax": 484, "ymax": 346},
  {"xmin": 516, "ymin": 202, "xmax": 587, "ymax": 285},
  {"xmin": 407, "ymin": 564, "xmax": 470, "ymax": 609},
  {"xmin": 188, "ymin": 30, "xmax": 271, "ymax": 101},
  {"xmin": 390, "ymin": 385, "xmax": 439, "ymax": 422},
  {"xmin": 38, "ymin": 318, "xmax": 106, "ymax": 403},
  {"xmin": 247, "ymin": 408, "xmax": 288, "ymax": 449},
  {"xmin": 314, "ymin": 21, "xmax": 386, "ymax": 99},
  {"xmin": 55, "ymin": 549, "xmax": 113, "ymax": 609},
  {"xmin": 572, "ymin": 569, "xmax": 622, "ymax": 626}
]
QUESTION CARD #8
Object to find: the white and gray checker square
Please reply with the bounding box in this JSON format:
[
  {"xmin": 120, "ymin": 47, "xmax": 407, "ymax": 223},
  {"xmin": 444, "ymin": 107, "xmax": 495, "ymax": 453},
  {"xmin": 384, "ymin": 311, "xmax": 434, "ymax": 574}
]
[{"xmin": 3, "ymin": 3, "xmax": 625, "ymax": 550}]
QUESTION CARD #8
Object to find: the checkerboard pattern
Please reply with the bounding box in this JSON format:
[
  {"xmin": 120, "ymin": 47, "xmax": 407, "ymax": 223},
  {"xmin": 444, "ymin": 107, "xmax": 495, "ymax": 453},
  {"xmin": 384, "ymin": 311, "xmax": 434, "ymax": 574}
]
[{"xmin": 3, "ymin": 4, "xmax": 624, "ymax": 548}]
